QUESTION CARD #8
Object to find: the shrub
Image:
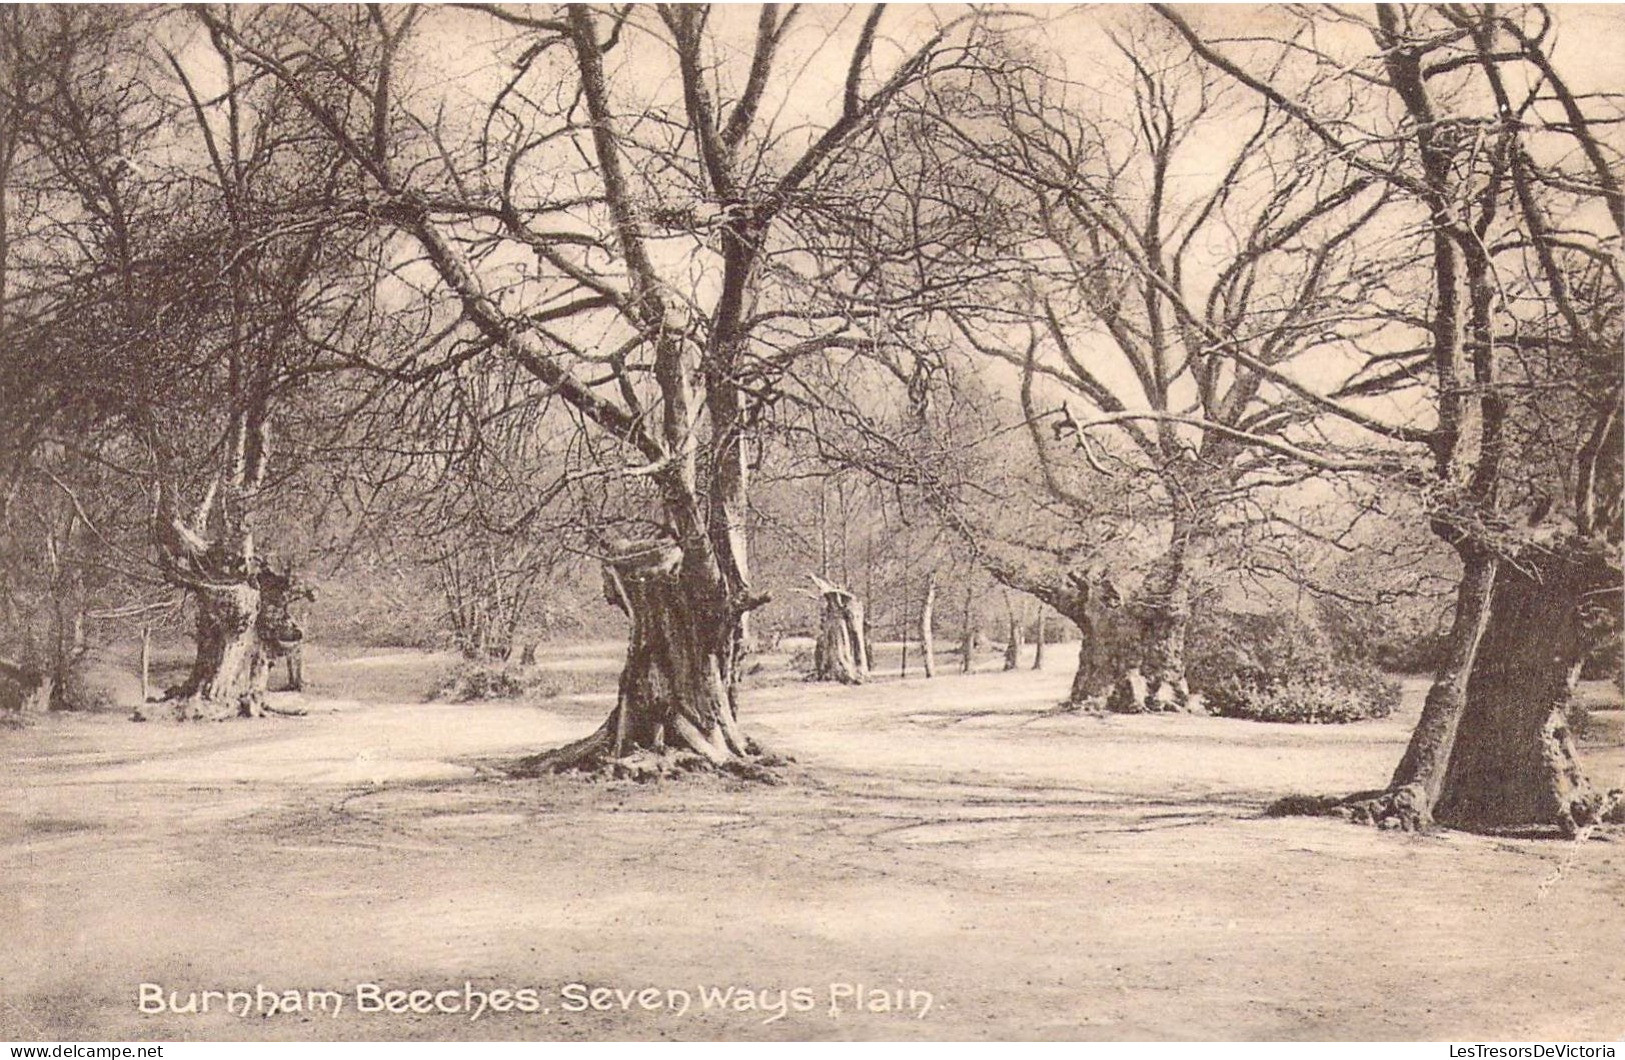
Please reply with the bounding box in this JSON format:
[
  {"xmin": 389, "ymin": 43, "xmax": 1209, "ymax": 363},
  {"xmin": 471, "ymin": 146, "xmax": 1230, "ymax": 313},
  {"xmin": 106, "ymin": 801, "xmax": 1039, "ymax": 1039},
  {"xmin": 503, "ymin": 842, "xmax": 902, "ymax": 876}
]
[
  {"xmin": 429, "ymin": 662, "xmax": 529, "ymax": 702},
  {"xmin": 428, "ymin": 660, "xmax": 616, "ymax": 703},
  {"xmin": 1188, "ymin": 610, "xmax": 1399, "ymax": 724}
]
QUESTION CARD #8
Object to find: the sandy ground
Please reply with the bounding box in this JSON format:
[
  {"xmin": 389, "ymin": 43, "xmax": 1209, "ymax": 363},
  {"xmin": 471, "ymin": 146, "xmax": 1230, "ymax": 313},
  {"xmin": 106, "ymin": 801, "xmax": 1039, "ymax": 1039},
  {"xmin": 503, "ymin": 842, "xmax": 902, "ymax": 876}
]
[{"xmin": 1, "ymin": 645, "xmax": 1622, "ymax": 1042}]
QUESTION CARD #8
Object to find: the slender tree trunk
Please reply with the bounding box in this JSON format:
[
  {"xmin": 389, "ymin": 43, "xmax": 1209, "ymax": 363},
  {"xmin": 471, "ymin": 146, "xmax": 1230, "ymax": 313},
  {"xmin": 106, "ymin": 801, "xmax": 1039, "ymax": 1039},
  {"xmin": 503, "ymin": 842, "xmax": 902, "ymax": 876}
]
[
  {"xmin": 921, "ymin": 572, "xmax": 937, "ymax": 679},
  {"xmin": 960, "ymin": 582, "xmax": 974, "ymax": 674},
  {"xmin": 852, "ymin": 596, "xmax": 871, "ymax": 674},
  {"xmin": 899, "ymin": 559, "xmax": 910, "ymax": 677},
  {"xmin": 1003, "ymin": 603, "xmax": 1024, "ymax": 671},
  {"xmin": 139, "ymin": 625, "xmax": 151, "ymax": 704},
  {"xmin": 1032, "ymin": 610, "xmax": 1046, "ymax": 670}
]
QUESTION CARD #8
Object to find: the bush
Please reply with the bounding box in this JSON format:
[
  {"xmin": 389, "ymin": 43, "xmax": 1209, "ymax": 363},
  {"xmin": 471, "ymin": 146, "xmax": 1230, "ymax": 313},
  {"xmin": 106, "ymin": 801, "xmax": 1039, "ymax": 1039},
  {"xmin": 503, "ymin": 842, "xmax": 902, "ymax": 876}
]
[
  {"xmin": 431, "ymin": 662, "xmax": 528, "ymax": 702},
  {"xmin": 427, "ymin": 660, "xmax": 617, "ymax": 703},
  {"xmin": 1188, "ymin": 610, "xmax": 1399, "ymax": 724}
]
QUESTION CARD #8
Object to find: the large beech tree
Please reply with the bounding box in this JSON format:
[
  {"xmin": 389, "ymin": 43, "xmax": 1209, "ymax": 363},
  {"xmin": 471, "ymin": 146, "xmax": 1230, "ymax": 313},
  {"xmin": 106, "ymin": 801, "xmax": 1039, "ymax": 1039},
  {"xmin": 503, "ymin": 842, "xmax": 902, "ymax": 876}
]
[
  {"xmin": 204, "ymin": 5, "xmax": 995, "ymax": 770},
  {"xmin": 915, "ymin": 15, "xmax": 1406, "ymax": 712},
  {"xmin": 1158, "ymin": 3, "xmax": 1623, "ymax": 835}
]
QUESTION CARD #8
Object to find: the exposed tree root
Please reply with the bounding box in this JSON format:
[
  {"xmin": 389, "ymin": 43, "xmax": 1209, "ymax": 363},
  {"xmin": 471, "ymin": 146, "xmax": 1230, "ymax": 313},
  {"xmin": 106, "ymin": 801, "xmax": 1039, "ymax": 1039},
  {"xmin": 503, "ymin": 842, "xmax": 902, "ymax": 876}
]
[
  {"xmin": 1268, "ymin": 784, "xmax": 1625, "ymax": 838},
  {"xmin": 508, "ymin": 722, "xmax": 791, "ymax": 784},
  {"xmin": 135, "ymin": 690, "xmax": 267, "ymax": 723},
  {"xmin": 1266, "ymin": 785, "xmax": 1433, "ymax": 832}
]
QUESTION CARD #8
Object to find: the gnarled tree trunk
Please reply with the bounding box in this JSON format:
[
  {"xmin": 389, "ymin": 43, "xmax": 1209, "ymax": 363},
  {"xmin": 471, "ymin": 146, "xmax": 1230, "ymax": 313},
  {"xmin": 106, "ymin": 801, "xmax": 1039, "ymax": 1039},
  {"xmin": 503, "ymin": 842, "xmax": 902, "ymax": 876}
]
[
  {"xmin": 158, "ymin": 561, "xmax": 309, "ymax": 720},
  {"xmin": 810, "ymin": 573, "xmax": 867, "ymax": 684},
  {"xmin": 1054, "ymin": 568, "xmax": 1124, "ymax": 709},
  {"xmin": 519, "ymin": 540, "xmax": 768, "ymax": 778},
  {"xmin": 1434, "ymin": 546, "xmax": 1616, "ymax": 834},
  {"xmin": 1284, "ymin": 538, "xmax": 1621, "ymax": 835},
  {"xmin": 166, "ymin": 582, "xmax": 267, "ymax": 720},
  {"xmin": 1109, "ymin": 528, "xmax": 1197, "ymax": 713},
  {"xmin": 1063, "ymin": 606, "xmax": 1114, "ymax": 705}
]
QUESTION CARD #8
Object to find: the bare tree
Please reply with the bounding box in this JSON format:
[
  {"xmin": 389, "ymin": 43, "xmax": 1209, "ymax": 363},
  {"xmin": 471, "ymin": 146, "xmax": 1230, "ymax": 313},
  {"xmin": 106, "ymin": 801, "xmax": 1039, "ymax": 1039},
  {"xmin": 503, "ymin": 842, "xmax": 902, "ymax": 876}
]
[
  {"xmin": 203, "ymin": 5, "xmax": 996, "ymax": 771},
  {"xmin": 919, "ymin": 12, "xmax": 1403, "ymax": 712},
  {"xmin": 1158, "ymin": 3, "xmax": 1622, "ymax": 834}
]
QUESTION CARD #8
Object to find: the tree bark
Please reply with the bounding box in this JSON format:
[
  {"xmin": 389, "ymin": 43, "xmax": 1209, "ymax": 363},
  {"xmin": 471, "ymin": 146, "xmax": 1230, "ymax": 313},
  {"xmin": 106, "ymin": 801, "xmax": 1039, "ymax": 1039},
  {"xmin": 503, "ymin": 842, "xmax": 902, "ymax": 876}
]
[
  {"xmin": 810, "ymin": 573, "xmax": 867, "ymax": 684},
  {"xmin": 1003, "ymin": 608, "xmax": 1024, "ymax": 670},
  {"xmin": 518, "ymin": 540, "xmax": 769, "ymax": 778},
  {"xmin": 1282, "ymin": 537, "xmax": 1621, "ymax": 835},
  {"xmin": 165, "ymin": 582, "xmax": 268, "ymax": 720},
  {"xmin": 960, "ymin": 582, "xmax": 975, "ymax": 674},
  {"xmin": 157, "ymin": 560, "xmax": 309, "ymax": 720},
  {"xmin": 1109, "ymin": 529, "xmax": 1196, "ymax": 713},
  {"xmin": 1375, "ymin": 546, "xmax": 1498, "ymax": 827},
  {"xmin": 1062, "ymin": 604, "xmax": 1114, "ymax": 706},
  {"xmin": 1433, "ymin": 545, "xmax": 1617, "ymax": 835},
  {"xmin": 1054, "ymin": 570, "xmax": 1124, "ymax": 709}
]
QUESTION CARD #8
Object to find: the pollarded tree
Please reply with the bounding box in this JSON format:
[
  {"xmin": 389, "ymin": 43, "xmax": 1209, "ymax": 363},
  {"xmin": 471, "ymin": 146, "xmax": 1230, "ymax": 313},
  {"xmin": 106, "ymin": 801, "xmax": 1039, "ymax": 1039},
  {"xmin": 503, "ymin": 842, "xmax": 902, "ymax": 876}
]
[
  {"xmin": 141, "ymin": 12, "xmax": 383, "ymax": 717},
  {"xmin": 1158, "ymin": 3, "xmax": 1623, "ymax": 834},
  {"xmin": 204, "ymin": 5, "xmax": 1002, "ymax": 771}
]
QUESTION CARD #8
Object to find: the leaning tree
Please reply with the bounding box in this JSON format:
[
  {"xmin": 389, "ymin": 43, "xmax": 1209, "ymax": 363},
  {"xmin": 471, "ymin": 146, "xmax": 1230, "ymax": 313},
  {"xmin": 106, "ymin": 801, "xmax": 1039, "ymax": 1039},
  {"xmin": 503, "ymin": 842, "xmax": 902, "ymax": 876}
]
[
  {"xmin": 1158, "ymin": 3, "xmax": 1623, "ymax": 835},
  {"xmin": 204, "ymin": 4, "xmax": 1002, "ymax": 771}
]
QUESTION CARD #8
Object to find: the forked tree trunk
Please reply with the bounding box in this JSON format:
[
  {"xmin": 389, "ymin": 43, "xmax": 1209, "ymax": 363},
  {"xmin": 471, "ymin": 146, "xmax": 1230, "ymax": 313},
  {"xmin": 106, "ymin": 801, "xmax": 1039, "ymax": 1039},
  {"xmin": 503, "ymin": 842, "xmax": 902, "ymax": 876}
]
[
  {"xmin": 520, "ymin": 541, "xmax": 764, "ymax": 777},
  {"xmin": 810, "ymin": 574, "xmax": 867, "ymax": 684}
]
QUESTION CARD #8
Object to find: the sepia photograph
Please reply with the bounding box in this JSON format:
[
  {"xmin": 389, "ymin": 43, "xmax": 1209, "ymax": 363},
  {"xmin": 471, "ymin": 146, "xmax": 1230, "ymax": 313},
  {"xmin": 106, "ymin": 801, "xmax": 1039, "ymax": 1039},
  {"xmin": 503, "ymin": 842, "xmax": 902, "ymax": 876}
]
[{"xmin": 0, "ymin": 1, "xmax": 1621, "ymax": 1045}]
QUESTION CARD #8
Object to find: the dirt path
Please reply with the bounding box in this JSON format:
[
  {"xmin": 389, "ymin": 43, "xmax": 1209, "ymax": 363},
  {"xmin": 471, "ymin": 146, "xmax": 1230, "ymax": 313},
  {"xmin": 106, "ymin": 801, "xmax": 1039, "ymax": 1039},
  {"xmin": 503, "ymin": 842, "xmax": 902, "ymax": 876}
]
[{"xmin": 2, "ymin": 655, "xmax": 1621, "ymax": 1041}]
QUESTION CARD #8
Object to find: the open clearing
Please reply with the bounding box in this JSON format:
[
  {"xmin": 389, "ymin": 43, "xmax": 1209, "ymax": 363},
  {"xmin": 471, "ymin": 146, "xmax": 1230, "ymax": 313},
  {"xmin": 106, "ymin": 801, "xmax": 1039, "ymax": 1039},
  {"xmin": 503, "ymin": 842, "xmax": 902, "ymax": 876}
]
[{"xmin": 2, "ymin": 645, "xmax": 1622, "ymax": 1041}]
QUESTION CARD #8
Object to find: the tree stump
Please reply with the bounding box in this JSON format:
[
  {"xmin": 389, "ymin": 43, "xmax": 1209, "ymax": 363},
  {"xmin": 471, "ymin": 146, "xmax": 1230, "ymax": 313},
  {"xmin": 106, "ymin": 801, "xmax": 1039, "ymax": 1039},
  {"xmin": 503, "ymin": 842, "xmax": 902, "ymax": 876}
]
[{"xmin": 810, "ymin": 574, "xmax": 867, "ymax": 684}]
